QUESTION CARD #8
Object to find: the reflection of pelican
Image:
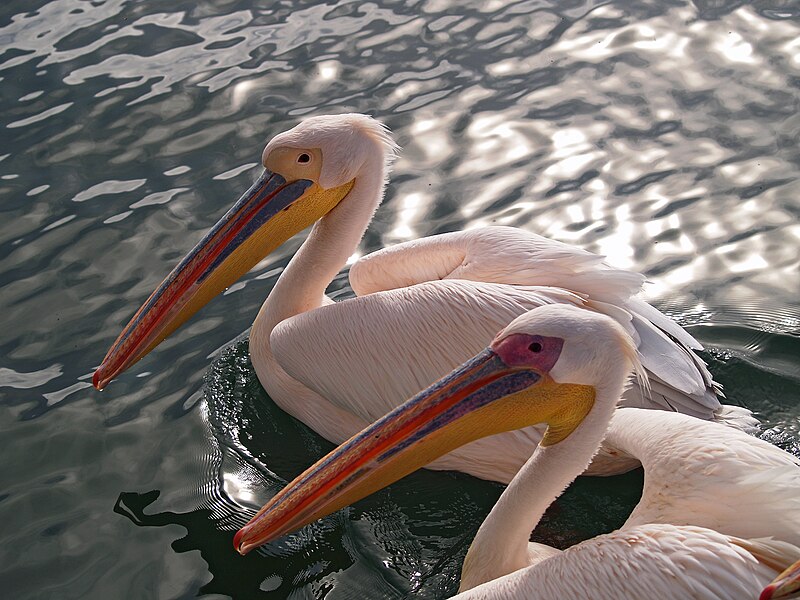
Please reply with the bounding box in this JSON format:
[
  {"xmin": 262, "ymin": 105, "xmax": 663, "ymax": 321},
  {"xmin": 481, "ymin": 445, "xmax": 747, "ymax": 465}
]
[
  {"xmin": 95, "ymin": 114, "xmax": 743, "ymax": 481},
  {"xmin": 763, "ymin": 559, "xmax": 800, "ymax": 600},
  {"xmin": 234, "ymin": 305, "xmax": 800, "ymax": 599}
]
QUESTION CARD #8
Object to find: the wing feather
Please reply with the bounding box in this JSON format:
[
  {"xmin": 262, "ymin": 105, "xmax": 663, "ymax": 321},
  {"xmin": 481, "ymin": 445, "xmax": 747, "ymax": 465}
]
[
  {"xmin": 272, "ymin": 280, "xmax": 585, "ymax": 424},
  {"xmin": 352, "ymin": 226, "xmax": 723, "ymax": 419},
  {"xmin": 607, "ymin": 409, "xmax": 800, "ymax": 546},
  {"xmin": 271, "ymin": 280, "xmax": 583, "ymax": 482},
  {"xmin": 456, "ymin": 524, "xmax": 800, "ymax": 600}
]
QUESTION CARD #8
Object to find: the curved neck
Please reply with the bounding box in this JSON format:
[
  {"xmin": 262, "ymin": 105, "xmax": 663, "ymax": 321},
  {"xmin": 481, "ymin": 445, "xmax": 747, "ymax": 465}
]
[
  {"xmin": 460, "ymin": 386, "xmax": 621, "ymax": 592},
  {"xmin": 258, "ymin": 155, "xmax": 387, "ymax": 333}
]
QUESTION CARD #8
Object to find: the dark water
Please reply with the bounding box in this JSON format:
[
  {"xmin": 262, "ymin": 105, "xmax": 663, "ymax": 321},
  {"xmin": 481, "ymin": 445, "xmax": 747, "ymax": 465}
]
[{"xmin": 1, "ymin": 0, "xmax": 799, "ymax": 598}]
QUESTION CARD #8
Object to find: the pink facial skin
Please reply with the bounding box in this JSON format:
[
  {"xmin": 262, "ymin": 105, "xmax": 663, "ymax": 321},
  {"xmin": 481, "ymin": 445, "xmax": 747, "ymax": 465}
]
[{"xmin": 491, "ymin": 334, "xmax": 564, "ymax": 374}]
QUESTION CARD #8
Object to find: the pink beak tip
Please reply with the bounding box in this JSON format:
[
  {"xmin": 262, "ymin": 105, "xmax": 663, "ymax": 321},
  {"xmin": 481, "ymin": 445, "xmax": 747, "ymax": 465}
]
[
  {"xmin": 233, "ymin": 527, "xmax": 249, "ymax": 555},
  {"xmin": 92, "ymin": 368, "xmax": 104, "ymax": 390},
  {"xmin": 760, "ymin": 584, "xmax": 775, "ymax": 600}
]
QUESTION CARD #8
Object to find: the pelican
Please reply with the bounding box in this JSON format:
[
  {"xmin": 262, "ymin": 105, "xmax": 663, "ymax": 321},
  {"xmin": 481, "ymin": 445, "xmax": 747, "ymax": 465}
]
[
  {"xmin": 762, "ymin": 559, "xmax": 800, "ymax": 600},
  {"xmin": 94, "ymin": 113, "xmax": 749, "ymax": 482},
  {"xmin": 233, "ymin": 305, "xmax": 800, "ymax": 599}
]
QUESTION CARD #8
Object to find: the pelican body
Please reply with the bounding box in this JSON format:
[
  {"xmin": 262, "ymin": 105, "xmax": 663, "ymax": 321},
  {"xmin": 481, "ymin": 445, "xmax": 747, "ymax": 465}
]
[
  {"xmin": 95, "ymin": 114, "xmax": 743, "ymax": 482},
  {"xmin": 233, "ymin": 305, "xmax": 800, "ymax": 599}
]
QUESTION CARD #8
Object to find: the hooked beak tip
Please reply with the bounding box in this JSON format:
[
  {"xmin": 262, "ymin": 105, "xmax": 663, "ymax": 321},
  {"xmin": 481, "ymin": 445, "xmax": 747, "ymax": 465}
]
[
  {"xmin": 92, "ymin": 369, "xmax": 104, "ymax": 390},
  {"xmin": 760, "ymin": 584, "xmax": 775, "ymax": 600},
  {"xmin": 93, "ymin": 366, "xmax": 113, "ymax": 391},
  {"xmin": 233, "ymin": 527, "xmax": 250, "ymax": 555}
]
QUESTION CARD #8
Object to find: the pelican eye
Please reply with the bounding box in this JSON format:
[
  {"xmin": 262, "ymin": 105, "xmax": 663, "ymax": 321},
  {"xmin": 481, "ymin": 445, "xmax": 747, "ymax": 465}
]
[
  {"xmin": 297, "ymin": 153, "xmax": 311, "ymax": 164},
  {"xmin": 528, "ymin": 341, "xmax": 543, "ymax": 353}
]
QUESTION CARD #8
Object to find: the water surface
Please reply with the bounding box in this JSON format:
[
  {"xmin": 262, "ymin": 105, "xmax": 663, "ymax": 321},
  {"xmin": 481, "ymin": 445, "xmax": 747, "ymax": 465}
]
[{"xmin": 1, "ymin": 0, "xmax": 799, "ymax": 598}]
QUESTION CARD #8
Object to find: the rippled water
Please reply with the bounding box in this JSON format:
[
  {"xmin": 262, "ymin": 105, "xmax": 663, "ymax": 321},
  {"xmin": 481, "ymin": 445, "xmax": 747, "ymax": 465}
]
[{"xmin": 1, "ymin": 0, "xmax": 799, "ymax": 598}]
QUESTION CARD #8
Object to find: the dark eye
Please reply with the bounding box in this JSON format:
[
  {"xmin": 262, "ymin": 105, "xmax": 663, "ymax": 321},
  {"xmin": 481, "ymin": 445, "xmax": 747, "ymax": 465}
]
[
  {"xmin": 528, "ymin": 341, "xmax": 543, "ymax": 353},
  {"xmin": 297, "ymin": 153, "xmax": 311, "ymax": 164}
]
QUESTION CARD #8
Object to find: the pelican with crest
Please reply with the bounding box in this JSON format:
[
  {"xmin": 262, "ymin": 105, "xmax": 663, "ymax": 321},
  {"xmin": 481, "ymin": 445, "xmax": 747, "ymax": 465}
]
[{"xmin": 94, "ymin": 114, "xmax": 749, "ymax": 481}]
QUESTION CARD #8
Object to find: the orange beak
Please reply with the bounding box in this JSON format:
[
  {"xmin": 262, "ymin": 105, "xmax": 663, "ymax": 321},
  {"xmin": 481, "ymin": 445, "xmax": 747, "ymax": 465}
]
[
  {"xmin": 93, "ymin": 168, "xmax": 353, "ymax": 390},
  {"xmin": 233, "ymin": 343, "xmax": 595, "ymax": 555}
]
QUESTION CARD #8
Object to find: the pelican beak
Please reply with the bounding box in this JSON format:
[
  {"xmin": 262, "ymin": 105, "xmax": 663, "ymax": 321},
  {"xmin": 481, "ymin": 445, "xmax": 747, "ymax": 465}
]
[
  {"xmin": 762, "ymin": 559, "xmax": 800, "ymax": 600},
  {"xmin": 93, "ymin": 168, "xmax": 354, "ymax": 390},
  {"xmin": 233, "ymin": 346, "xmax": 595, "ymax": 555}
]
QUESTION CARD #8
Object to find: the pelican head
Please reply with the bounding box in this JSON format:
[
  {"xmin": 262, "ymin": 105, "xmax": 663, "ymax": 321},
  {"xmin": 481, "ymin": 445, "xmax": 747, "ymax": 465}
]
[
  {"xmin": 93, "ymin": 114, "xmax": 397, "ymax": 390},
  {"xmin": 233, "ymin": 304, "xmax": 637, "ymax": 555}
]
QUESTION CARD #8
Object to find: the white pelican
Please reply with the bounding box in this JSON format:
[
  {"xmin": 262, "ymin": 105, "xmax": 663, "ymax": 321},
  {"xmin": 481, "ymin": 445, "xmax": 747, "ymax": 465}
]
[
  {"xmin": 232, "ymin": 305, "xmax": 800, "ymax": 599},
  {"xmin": 94, "ymin": 114, "xmax": 747, "ymax": 482},
  {"xmin": 762, "ymin": 559, "xmax": 800, "ymax": 599}
]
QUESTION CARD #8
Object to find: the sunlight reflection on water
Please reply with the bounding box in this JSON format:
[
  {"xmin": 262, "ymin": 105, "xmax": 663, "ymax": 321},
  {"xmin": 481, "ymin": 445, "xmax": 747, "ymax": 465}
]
[{"xmin": 1, "ymin": 0, "xmax": 798, "ymax": 598}]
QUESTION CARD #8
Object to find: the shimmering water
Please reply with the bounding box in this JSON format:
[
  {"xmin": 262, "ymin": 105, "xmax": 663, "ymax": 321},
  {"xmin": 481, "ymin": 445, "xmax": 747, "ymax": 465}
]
[{"xmin": 1, "ymin": 0, "xmax": 799, "ymax": 598}]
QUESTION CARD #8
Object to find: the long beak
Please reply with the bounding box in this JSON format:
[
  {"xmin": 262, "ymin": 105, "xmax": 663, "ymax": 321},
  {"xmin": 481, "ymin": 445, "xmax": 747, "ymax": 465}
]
[
  {"xmin": 762, "ymin": 559, "xmax": 800, "ymax": 600},
  {"xmin": 93, "ymin": 169, "xmax": 353, "ymax": 390},
  {"xmin": 233, "ymin": 348, "xmax": 595, "ymax": 555}
]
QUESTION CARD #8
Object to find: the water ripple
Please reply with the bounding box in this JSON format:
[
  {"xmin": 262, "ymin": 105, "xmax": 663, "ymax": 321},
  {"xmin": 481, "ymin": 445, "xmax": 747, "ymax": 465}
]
[{"xmin": 0, "ymin": 0, "xmax": 798, "ymax": 598}]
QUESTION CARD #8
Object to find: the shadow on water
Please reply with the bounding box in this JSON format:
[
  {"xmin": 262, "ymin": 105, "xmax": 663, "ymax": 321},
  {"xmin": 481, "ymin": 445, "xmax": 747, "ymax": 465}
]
[
  {"xmin": 114, "ymin": 341, "xmax": 644, "ymax": 599},
  {"xmin": 114, "ymin": 490, "xmax": 274, "ymax": 600}
]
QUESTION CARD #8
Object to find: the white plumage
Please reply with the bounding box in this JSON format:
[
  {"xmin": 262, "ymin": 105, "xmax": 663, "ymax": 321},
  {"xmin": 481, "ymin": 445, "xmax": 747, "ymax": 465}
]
[
  {"xmin": 248, "ymin": 114, "xmax": 739, "ymax": 482},
  {"xmin": 235, "ymin": 303, "xmax": 800, "ymax": 598},
  {"xmin": 458, "ymin": 526, "xmax": 799, "ymax": 600},
  {"xmin": 97, "ymin": 113, "xmax": 799, "ymax": 597},
  {"xmin": 95, "ymin": 113, "xmax": 759, "ymax": 486},
  {"xmin": 607, "ymin": 409, "xmax": 800, "ymax": 545},
  {"xmin": 446, "ymin": 306, "xmax": 800, "ymax": 598},
  {"xmin": 457, "ymin": 410, "xmax": 800, "ymax": 596}
]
